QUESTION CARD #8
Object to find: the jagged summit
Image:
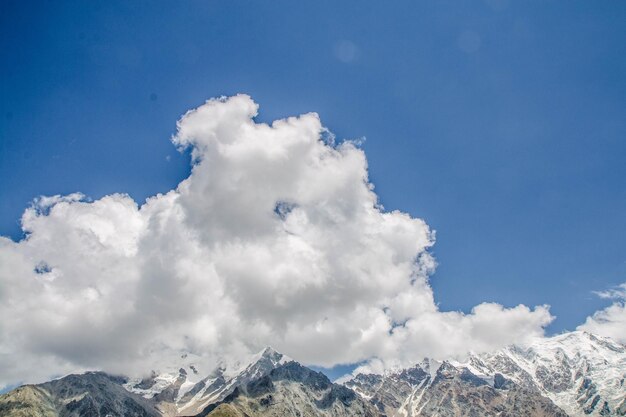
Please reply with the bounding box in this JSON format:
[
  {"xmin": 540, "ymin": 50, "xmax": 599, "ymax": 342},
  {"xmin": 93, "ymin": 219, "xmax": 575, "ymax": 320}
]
[
  {"xmin": 249, "ymin": 346, "xmax": 292, "ymax": 367},
  {"xmin": 260, "ymin": 346, "xmax": 280, "ymax": 356}
]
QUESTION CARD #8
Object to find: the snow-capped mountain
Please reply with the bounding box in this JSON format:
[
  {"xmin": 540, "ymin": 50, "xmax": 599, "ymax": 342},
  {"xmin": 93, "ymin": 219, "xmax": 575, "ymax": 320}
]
[
  {"xmin": 123, "ymin": 347, "xmax": 292, "ymax": 416},
  {"xmin": 197, "ymin": 360, "xmax": 378, "ymax": 417},
  {"xmin": 1, "ymin": 332, "xmax": 625, "ymax": 416},
  {"xmin": 345, "ymin": 359, "xmax": 568, "ymax": 416},
  {"xmin": 468, "ymin": 331, "xmax": 626, "ymax": 416},
  {"xmin": 344, "ymin": 331, "xmax": 626, "ymax": 417},
  {"xmin": 0, "ymin": 347, "xmax": 375, "ymax": 417}
]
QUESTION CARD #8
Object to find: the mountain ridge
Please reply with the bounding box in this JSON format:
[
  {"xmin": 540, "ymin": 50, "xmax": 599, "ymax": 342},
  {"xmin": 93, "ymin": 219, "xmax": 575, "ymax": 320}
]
[
  {"xmin": 344, "ymin": 331, "xmax": 626, "ymax": 416},
  {"xmin": 1, "ymin": 331, "xmax": 625, "ymax": 416}
]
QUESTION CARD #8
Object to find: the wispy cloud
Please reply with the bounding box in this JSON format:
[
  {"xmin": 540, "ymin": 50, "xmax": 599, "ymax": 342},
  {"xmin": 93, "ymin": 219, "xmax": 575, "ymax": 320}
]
[{"xmin": 593, "ymin": 283, "xmax": 626, "ymax": 300}]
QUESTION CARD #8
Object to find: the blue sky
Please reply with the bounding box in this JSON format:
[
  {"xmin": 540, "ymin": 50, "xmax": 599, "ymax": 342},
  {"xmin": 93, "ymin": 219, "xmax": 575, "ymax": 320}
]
[{"xmin": 1, "ymin": 1, "xmax": 625, "ymax": 380}]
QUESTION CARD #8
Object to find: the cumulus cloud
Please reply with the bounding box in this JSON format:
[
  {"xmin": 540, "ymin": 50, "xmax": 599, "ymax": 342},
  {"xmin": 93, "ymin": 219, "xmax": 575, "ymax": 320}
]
[
  {"xmin": 0, "ymin": 95, "xmax": 554, "ymax": 389},
  {"xmin": 578, "ymin": 283, "xmax": 626, "ymax": 344}
]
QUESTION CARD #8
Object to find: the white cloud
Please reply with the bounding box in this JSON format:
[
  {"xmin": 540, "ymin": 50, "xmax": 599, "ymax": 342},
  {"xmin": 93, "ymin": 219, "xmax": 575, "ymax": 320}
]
[
  {"xmin": 0, "ymin": 95, "xmax": 554, "ymax": 389},
  {"xmin": 578, "ymin": 283, "xmax": 626, "ymax": 344}
]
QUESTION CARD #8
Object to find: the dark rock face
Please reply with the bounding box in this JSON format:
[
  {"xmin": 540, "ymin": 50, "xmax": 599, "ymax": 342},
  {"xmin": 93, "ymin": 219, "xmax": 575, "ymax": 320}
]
[
  {"xmin": 458, "ymin": 368, "xmax": 489, "ymax": 387},
  {"xmin": 244, "ymin": 375, "xmax": 274, "ymax": 397},
  {"xmin": 493, "ymin": 373, "xmax": 512, "ymax": 390}
]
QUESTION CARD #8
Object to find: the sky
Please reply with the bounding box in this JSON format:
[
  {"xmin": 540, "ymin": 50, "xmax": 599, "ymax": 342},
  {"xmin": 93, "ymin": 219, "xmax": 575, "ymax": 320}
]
[{"xmin": 0, "ymin": 1, "xmax": 625, "ymax": 385}]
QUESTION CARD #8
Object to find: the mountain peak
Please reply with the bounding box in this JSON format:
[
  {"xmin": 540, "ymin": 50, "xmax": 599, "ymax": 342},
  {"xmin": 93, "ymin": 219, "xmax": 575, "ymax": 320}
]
[
  {"xmin": 254, "ymin": 346, "xmax": 292, "ymax": 366},
  {"xmin": 525, "ymin": 329, "xmax": 626, "ymax": 357},
  {"xmin": 260, "ymin": 346, "xmax": 280, "ymax": 357}
]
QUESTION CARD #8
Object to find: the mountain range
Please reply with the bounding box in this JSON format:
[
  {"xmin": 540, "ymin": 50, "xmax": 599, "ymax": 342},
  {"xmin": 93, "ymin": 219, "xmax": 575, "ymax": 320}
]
[{"xmin": 1, "ymin": 331, "xmax": 624, "ymax": 417}]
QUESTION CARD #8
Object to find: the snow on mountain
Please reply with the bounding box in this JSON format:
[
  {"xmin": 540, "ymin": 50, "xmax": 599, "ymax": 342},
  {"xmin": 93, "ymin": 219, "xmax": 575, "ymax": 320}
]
[
  {"xmin": 120, "ymin": 333, "xmax": 626, "ymax": 416},
  {"xmin": 344, "ymin": 331, "xmax": 626, "ymax": 417},
  {"xmin": 198, "ymin": 361, "xmax": 379, "ymax": 417},
  {"xmin": 471, "ymin": 331, "xmax": 626, "ymax": 416},
  {"xmin": 345, "ymin": 358, "xmax": 567, "ymax": 416},
  {"xmin": 2, "ymin": 335, "xmax": 624, "ymax": 416},
  {"xmin": 124, "ymin": 347, "xmax": 291, "ymax": 416}
]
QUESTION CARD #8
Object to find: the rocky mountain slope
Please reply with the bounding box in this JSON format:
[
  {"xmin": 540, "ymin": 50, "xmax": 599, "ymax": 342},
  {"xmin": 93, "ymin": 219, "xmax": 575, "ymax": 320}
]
[
  {"xmin": 468, "ymin": 331, "xmax": 626, "ymax": 416},
  {"xmin": 1, "ymin": 331, "xmax": 624, "ymax": 417},
  {"xmin": 345, "ymin": 359, "xmax": 568, "ymax": 417},
  {"xmin": 344, "ymin": 331, "xmax": 626, "ymax": 417},
  {"xmin": 0, "ymin": 351, "xmax": 374, "ymax": 417}
]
